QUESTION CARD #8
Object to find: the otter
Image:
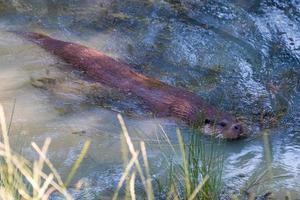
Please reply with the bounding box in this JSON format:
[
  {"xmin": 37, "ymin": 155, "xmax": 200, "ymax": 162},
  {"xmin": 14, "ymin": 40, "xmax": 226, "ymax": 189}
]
[{"xmin": 16, "ymin": 31, "xmax": 247, "ymax": 139}]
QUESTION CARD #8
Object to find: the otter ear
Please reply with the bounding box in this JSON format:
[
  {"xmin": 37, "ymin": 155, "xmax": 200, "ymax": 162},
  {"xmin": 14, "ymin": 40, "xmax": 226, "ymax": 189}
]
[{"xmin": 218, "ymin": 121, "xmax": 227, "ymax": 127}]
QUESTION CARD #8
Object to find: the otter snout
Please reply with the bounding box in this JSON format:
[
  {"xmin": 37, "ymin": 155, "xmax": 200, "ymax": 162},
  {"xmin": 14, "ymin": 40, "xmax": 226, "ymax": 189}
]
[
  {"xmin": 222, "ymin": 123, "xmax": 247, "ymax": 139},
  {"xmin": 203, "ymin": 118, "xmax": 248, "ymax": 140}
]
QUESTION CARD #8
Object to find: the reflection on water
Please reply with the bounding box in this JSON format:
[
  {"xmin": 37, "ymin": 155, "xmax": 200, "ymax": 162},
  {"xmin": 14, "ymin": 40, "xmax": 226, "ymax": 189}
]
[{"xmin": 0, "ymin": 0, "xmax": 300, "ymax": 198}]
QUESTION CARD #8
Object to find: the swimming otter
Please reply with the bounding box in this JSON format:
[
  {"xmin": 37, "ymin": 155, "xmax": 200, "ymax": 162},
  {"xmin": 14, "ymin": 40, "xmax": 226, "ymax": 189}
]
[{"xmin": 16, "ymin": 31, "xmax": 247, "ymax": 139}]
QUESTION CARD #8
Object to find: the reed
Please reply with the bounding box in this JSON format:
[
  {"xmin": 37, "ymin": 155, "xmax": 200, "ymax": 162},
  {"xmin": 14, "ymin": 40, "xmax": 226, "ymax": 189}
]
[
  {"xmin": 0, "ymin": 102, "xmax": 288, "ymax": 199},
  {"xmin": 0, "ymin": 103, "xmax": 90, "ymax": 200},
  {"xmin": 114, "ymin": 115, "xmax": 223, "ymax": 200},
  {"xmin": 162, "ymin": 129, "xmax": 223, "ymax": 200}
]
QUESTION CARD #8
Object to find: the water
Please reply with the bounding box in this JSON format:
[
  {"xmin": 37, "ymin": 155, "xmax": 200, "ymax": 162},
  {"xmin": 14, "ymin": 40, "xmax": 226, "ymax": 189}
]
[{"xmin": 0, "ymin": 0, "xmax": 300, "ymax": 198}]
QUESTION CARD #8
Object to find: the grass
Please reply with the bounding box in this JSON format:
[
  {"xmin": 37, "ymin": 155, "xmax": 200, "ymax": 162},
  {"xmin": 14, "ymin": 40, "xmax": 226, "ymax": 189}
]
[
  {"xmin": 241, "ymin": 130, "xmax": 292, "ymax": 199},
  {"xmin": 185, "ymin": 129, "xmax": 224, "ymax": 200},
  {"xmin": 114, "ymin": 115, "xmax": 224, "ymax": 200},
  {"xmin": 114, "ymin": 116, "xmax": 294, "ymax": 200},
  {"xmin": 0, "ymin": 102, "xmax": 294, "ymax": 199},
  {"xmin": 0, "ymin": 103, "xmax": 90, "ymax": 200}
]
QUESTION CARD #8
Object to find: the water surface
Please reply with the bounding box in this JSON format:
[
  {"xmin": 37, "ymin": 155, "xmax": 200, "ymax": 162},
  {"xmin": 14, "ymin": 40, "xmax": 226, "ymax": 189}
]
[{"xmin": 0, "ymin": 0, "xmax": 300, "ymax": 198}]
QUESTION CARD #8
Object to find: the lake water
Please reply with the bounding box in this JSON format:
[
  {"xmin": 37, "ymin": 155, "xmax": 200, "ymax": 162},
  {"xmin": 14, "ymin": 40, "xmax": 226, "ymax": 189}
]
[{"xmin": 0, "ymin": 0, "xmax": 300, "ymax": 199}]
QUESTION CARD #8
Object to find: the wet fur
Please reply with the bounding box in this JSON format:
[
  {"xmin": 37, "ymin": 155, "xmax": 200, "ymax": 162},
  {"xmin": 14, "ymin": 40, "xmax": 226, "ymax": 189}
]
[{"xmin": 16, "ymin": 31, "xmax": 246, "ymax": 139}]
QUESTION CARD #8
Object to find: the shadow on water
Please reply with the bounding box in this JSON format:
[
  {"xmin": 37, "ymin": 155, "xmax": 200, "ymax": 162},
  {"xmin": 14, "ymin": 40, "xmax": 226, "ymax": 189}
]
[{"xmin": 0, "ymin": 0, "xmax": 300, "ymax": 198}]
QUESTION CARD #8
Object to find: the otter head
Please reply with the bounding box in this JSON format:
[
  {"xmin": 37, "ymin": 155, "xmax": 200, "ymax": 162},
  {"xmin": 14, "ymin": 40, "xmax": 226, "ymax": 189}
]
[{"xmin": 202, "ymin": 114, "xmax": 247, "ymax": 140}]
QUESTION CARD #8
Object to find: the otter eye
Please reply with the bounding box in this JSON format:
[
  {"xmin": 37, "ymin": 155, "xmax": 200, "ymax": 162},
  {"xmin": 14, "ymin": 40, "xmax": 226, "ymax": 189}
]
[
  {"xmin": 204, "ymin": 119, "xmax": 212, "ymax": 124},
  {"xmin": 233, "ymin": 124, "xmax": 241, "ymax": 131},
  {"xmin": 218, "ymin": 121, "xmax": 227, "ymax": 127}
]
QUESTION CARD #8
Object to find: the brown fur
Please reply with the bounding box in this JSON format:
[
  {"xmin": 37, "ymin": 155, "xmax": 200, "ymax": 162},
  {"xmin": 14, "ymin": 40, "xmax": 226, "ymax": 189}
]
[{"xmin": 18, "ymin": 31, "xmax": 247, "ymax": 139}]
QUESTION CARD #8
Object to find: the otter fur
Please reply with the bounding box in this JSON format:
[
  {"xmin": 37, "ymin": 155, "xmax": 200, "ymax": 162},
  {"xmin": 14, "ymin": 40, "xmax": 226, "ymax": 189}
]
[{"xmin": 16, "ymin": 31, "xmax": 247, "ymax": 139}]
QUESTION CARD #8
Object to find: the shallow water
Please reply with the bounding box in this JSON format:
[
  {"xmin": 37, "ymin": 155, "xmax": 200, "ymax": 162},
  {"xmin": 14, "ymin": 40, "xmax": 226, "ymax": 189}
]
[{"xmin": 0, "ymin": 0, "xmax": 300, "ymax": 198}]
